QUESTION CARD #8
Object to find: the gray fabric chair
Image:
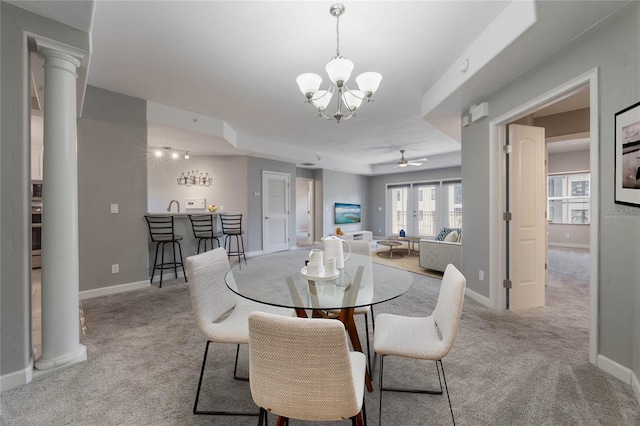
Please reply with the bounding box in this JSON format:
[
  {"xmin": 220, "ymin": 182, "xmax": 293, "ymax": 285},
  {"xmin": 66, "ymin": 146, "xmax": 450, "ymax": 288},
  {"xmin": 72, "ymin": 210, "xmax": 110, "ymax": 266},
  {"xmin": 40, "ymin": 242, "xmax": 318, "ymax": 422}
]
[
  {"xmin": 374, "ymin": 264, "xmax": 466, "ymax": 425},
  {"xmin": 186, "ymin": 247, "xmax": 292, "ymax": 416},
  {"xmin": 248, "ymin": 311, "xmax": 366, "ymax": 426}
]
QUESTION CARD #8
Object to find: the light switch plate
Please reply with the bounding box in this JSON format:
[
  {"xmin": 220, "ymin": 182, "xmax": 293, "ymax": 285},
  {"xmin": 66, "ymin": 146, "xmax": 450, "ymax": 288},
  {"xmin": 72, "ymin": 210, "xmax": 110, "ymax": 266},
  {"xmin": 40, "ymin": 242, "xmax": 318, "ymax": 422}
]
[{"xmin": 110, "ymin": 204, "xmax": 118, "ymax": 214}]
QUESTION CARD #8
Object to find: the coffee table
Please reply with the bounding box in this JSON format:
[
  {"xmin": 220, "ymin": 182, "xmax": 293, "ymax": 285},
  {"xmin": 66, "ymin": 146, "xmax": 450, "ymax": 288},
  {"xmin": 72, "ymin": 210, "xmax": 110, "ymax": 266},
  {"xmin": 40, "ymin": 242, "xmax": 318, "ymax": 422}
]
[
  {"xmin": 388, "ymin": 235, "xmax": 421, "ymax": 255},
  {"xmin": 376, "ymin": 240, "xmax": 403, "ymax": 258}
]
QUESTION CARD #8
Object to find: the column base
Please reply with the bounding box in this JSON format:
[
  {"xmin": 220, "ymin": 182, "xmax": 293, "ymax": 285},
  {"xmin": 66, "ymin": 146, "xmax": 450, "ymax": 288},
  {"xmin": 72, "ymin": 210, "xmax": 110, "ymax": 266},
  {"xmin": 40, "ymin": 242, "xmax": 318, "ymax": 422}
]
[{"xmin": 34, "ymin": 344, "xmax": 87, "ymax": 372}]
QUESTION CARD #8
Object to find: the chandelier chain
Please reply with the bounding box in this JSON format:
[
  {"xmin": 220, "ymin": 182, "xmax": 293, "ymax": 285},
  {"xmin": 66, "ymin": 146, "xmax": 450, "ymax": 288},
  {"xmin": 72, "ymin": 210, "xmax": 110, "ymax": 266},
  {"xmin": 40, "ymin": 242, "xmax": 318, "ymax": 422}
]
[{"xmin": 335, "ymin": 14, "xmax": 340, "ymax": 57}]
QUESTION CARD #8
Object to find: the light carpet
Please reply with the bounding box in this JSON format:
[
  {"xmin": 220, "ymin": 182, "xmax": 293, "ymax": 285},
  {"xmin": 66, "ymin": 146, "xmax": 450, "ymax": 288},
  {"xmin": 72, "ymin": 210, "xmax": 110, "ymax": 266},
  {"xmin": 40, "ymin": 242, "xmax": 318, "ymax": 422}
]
[{"xmin": 1, "ymin": 247, "xmax": 639, "ymax": 425}]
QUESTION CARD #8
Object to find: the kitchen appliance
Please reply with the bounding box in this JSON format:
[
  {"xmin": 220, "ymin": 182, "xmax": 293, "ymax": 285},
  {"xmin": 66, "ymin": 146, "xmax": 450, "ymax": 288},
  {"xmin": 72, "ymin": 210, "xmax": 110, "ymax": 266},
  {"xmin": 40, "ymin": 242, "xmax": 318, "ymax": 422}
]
[
  {"xmin": 31, "ymin": 206, "xmax": 42, "ymax": 268},
  {"xmin": 32, "ymin": 180, "xmax": 43, "ymax": 200}
]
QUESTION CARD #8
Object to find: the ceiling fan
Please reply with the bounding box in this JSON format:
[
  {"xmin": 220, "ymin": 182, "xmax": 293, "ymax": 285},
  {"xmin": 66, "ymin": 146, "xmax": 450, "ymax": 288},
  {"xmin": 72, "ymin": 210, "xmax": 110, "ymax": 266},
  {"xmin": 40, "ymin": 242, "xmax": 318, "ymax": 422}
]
[{"xmin": 395, "ymin": 150, "xmax": 426, "ymax": 168}]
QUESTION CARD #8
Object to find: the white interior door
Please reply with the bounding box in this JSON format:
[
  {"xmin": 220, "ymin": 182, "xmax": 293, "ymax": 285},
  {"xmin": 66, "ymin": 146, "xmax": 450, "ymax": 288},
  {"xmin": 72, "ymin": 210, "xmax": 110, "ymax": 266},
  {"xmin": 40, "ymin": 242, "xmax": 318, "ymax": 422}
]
[
  {"xmin": 263, "ymin": 171, "xmax": 290, "ymax": 253},
  {"xmin": 509, "ymin": 124, "xmax": 546, "ymax": 311}
]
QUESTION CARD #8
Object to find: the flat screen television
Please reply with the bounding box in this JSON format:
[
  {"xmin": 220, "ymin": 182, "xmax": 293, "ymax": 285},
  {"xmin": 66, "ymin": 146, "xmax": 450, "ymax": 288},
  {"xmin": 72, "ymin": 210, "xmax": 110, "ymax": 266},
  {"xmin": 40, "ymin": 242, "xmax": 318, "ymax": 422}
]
[{"xmin": 335, "ymin": 202, "xmax": 361, "ymax": 224}]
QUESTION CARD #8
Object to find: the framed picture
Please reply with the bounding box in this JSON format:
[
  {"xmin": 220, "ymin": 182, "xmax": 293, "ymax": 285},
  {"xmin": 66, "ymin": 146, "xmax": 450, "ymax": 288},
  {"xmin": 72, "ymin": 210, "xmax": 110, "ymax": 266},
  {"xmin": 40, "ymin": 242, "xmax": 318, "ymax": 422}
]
[{"xmin": 615, "ymin": 101, "xmax": 640, "ymax": 206}]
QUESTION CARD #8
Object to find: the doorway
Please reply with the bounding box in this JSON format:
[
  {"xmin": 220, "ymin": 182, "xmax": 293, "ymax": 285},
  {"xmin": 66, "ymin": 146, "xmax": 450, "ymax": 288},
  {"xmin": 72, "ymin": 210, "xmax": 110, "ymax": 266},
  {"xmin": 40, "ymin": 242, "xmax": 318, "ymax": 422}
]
[
  {"xmin": 262, "ymin": 171, "xmax": 290, "ymax": 253},
  {"xmin": 489, "ymin": 69, "xmax": 599, "ymax": 363},
  {"xmin": 295, "ymin": 178, "xmax": 314, "ymax": 246}
]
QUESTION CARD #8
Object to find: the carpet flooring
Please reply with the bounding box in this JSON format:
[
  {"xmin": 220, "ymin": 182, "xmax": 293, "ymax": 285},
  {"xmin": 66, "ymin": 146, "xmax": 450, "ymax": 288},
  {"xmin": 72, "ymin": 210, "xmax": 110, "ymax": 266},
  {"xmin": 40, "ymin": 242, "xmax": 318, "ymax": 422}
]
[{"xmin": 1, "ymin": 248, "xmax": 639, "ymax": 425}]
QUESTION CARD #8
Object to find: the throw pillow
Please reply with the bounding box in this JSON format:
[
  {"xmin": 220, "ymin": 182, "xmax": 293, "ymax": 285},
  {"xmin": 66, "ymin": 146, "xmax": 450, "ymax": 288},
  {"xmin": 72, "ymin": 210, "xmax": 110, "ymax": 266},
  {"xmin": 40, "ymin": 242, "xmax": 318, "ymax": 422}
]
[
  {"xmin": 434, "ymin": 227, "xmax": 462, "ymax": 241},
  {"xmin": 444, "ymin": 230, "xmax": 459, "ymax": 242}
]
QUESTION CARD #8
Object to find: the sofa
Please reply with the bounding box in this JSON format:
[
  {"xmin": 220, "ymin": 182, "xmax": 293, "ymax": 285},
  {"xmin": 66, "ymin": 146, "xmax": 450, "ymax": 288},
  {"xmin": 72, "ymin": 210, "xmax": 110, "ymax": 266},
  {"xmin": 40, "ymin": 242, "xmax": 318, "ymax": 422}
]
[{"xmin": 419, "ymin": 228, "xmax": 462, "ymax": 273}]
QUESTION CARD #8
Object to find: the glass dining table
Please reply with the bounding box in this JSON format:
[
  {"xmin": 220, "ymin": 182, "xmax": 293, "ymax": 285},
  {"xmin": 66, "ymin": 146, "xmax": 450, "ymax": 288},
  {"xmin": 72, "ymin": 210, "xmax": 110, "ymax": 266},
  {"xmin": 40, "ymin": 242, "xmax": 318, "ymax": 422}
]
[{"xmin": 224, "ymin": 250, "xmax": 413, "ymax": 391}]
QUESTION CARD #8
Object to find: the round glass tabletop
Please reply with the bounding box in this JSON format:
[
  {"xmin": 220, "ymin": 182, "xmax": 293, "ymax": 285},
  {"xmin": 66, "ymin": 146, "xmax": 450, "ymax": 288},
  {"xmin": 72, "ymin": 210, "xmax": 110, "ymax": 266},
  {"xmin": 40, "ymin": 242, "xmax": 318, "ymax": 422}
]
[{"xmin": 224, "ymin": 250, "xmax": 413, "ymax": 311}]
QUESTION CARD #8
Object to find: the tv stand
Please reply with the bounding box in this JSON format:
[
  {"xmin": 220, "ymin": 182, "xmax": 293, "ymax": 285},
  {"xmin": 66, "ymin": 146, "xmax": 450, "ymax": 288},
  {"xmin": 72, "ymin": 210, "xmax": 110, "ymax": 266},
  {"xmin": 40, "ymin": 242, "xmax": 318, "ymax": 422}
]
[{"xmin": 333, "ymin": 230, "xmax": 373, "ymax": 242}]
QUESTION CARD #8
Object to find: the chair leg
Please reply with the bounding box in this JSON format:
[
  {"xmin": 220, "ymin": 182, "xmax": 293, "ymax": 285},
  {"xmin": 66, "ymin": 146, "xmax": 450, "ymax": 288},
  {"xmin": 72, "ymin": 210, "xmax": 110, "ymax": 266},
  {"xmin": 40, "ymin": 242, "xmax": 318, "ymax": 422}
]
[
  {"xmin": 151, "ymin": 242, "xmax": 160, "ymax": 284},
  {"xmin": 233, "ymin": 344, "xmax": 249, "ymax": 381},
  {"xmin": 177, "ymin": 241, "xmax": 187, "ymax": 282},
  {"xmin": 275, "ymin": 416, "xmax": 288, "ymax": 426},
  {"xmin": 378, "ymin": 356, "xmax": 452, "ymax": 425},
  {"xmin": 240, "ymin": 234, "xmax": 247, "ymax": 265},
  {"xmin": 193, "ymin": 341, "xmax": 259, "ymax": 416},
  {"xmin": 439, "ymin": 360, "xmax": 455, "ymax": 425},
  {"xmin": 172, "ymin": 241, "xmax": 178, "ymax": 279},
  {"xmin": 159, "ymin": 241, "xmax": 166, "ymax": 288},
  {"xmin": 364, "ymin": 312, "xmax": 372, "ymax": 374}
]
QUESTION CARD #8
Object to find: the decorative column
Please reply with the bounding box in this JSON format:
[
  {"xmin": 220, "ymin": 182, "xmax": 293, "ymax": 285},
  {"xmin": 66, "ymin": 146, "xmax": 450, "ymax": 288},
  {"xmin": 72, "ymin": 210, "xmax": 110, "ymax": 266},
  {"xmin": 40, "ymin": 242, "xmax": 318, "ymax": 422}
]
[{"xmin": 34, "ymin": 43, "xmax": 86, "ymax": 371}]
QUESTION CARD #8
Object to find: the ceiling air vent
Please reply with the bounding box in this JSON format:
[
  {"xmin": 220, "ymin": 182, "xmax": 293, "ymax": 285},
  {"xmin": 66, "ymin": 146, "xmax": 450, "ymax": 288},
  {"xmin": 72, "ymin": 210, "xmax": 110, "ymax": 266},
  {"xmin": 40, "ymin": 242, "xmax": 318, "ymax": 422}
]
[{"xmin": 300, "ymin": 163, "xmax": 315, "ymax": 167}]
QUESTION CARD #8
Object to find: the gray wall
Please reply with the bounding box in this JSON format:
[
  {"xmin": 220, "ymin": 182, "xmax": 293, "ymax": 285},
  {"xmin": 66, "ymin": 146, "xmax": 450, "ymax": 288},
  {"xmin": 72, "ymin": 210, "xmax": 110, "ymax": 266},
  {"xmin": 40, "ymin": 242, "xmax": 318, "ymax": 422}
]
[
  {"xmin": 246, "ymin": 157, "xmax": 296, "ymax": 251},
  {"xmin": 1, "ymin": 2, "xmax": 90, "ymax": 377},
  {"xmin": 369, "ymin": 167, "xmax": 462, "ymax": 237},
  {"xmin": 78, "ymin": 86, "xmax": 149, "ymax": 291},
  {"xmin": 461, "ymin": 3, "xmax": 639, "ymax": 368},
  {"xmin": 319, "ymin": 170, "xmax": 370, "ymax": 237},
  {"xmin": 148, "ymin": 154, "xmax": 248, "ymax": 215}
]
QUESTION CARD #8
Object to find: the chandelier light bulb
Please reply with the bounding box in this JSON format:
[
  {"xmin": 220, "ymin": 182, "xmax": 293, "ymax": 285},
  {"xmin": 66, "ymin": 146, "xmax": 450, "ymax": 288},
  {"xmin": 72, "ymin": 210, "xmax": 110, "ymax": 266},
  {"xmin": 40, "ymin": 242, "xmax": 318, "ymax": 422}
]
[
  {"xmin": 325, "ymin": 57, "xmax": 354, "ymax": 86},
  {"xmin": 154, "ymin": 149, "xmax": 163, "ymax": 157},
  {"xmin": 356, "ymin": 72, "xmax": 383, "ymax": 96},
  {"xmin": 342, "ymin": 90, "xmax": 364, "ymax": 111},
  {"xmin": 296, "ymin": 73, "xmax": 322, "ymax": 98},
  {"xmin": 312, "ymin": 90, "xmax": 333, "ymax": 111},
  {"xmin": 171, "ymin": 151, "xmax": 179, "ymax": 159}
]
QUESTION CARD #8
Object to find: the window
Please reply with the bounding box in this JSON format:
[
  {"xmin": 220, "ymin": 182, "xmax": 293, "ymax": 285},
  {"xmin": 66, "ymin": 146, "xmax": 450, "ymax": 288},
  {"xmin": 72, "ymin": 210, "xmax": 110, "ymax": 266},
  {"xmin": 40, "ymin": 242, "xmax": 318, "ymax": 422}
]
[{"xmin": 547, "ymin": 172, "xmax": 590, "ymax": 224}]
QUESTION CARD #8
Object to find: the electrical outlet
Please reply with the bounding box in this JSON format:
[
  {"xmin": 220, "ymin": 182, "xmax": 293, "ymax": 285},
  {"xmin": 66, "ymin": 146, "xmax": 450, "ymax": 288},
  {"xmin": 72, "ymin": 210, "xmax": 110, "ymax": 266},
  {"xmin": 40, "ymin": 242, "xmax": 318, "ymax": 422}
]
[
  {"xmin": 111, "ymin": 264, "xmax": 119, "ymax": 274},
  {"xmin": 479, "ymin": 270, "xmax": 484, "ymax": 281},
  {"xmin": 110, "ymin": 204, "xmax": 119, "ymax": 214},
  {"xmin": 565, "ymin": 233, "xmax": 570, "ymax": 238},
  {"xmin": 379, "ymin": 229, "xmax": 382, "ymax": 233}
]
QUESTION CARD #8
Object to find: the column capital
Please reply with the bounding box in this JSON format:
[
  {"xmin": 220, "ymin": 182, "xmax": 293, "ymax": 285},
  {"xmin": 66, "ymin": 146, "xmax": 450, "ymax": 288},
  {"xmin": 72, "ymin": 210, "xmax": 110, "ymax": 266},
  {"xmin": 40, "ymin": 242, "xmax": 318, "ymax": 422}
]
[{"xmin": 34, "ymin": 37, "xmax": 84, "ymax": 69}]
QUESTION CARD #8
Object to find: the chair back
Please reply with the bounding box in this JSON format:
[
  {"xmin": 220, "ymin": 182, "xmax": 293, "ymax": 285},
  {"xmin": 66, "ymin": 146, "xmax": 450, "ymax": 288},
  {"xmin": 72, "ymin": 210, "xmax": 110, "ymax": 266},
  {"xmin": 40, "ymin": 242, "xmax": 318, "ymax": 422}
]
[
  {"xmin": 432, "ymin": 264, "xmax": 466, "ymax": 354},
  {"xmin": 186, "ymin": 248, "xmax": 238, "ymax": 333},
  {"xmin": 145, "ymin": 215, "xmax": 176, "ymax": 242},
  {"xmin": 220, "ymin": 214, "xmax": 243, "ymax": 234},
  {"xmin": 248, "ymin": 312, "xmax": 362, "ymax": 421},
  {"xmin": 188, "ymin": 214, "xmax": 218, "ymax": 238}
]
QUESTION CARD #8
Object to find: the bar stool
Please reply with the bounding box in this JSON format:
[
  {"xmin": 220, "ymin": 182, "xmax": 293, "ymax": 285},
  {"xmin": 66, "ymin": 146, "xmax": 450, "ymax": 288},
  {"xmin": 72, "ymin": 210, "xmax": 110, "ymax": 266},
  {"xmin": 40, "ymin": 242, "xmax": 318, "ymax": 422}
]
[
  {"xmin": 188, "ymin": 214, "xmax": 223, "ymax": 254},
  {"xmin": 144, "ymin": 215, "xmax": 187, "ymax": 287},
  {"xmin": 219, "ymin": 213, "xmax": 247, "ymax": 269}
]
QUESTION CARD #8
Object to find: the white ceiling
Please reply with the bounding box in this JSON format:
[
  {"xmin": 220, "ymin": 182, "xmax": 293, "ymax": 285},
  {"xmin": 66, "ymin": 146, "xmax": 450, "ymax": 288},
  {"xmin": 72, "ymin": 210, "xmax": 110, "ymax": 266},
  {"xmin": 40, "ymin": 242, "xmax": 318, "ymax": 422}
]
[{"xmin": 14, "ymin": 0, "xmax": 628, "ymax": 174}]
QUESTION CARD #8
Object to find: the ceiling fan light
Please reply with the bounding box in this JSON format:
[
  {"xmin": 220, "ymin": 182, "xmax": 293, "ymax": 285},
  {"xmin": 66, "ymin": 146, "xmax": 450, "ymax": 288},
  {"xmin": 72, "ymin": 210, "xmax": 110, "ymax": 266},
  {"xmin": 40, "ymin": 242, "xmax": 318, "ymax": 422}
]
[
  {"xmin": 342, "ymin": 90, "xmax": 363, "ymax": 111},
  {"xmin": 398, "ymin": 163, "xmax": 408, "ymax": 168},
  {"xmin": 325, "ymin": 57, "xmax": 354, "ymax": 85},
  {"xmin": 296, "ymin": 73, "xmax": 322, "ymax": 97},
  {"xmin": 312, "ymin": 90, "xmax": 333, "ymax": 110},
  {"xmin": 356, "ymin": 72, "xmax": 382, "ymax": 95}
]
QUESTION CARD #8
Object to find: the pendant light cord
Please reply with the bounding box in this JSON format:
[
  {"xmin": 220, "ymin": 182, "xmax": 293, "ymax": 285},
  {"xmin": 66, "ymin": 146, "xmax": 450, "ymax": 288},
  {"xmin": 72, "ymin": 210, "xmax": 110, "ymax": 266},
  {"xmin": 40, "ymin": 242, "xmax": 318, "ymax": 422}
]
[{"xmin": 335, "ymin": 14, "xmax": 341, "ymax": 57}]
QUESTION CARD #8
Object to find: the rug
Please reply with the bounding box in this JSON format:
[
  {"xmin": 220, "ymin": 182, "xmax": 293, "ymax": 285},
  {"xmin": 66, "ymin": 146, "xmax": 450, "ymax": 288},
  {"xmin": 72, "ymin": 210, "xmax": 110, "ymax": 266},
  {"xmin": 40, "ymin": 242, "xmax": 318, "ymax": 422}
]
[{"xmin": 371, "ymin": 248, "xmax": 443, "ymax": 279}]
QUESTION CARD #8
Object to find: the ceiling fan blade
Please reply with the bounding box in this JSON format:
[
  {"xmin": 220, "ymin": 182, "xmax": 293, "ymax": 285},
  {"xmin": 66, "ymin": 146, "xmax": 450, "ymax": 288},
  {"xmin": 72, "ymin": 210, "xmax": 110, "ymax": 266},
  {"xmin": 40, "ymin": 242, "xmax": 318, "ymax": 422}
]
[{"xmin": 408, "ymin": 162, "xmax": 422, "ymax": 166}]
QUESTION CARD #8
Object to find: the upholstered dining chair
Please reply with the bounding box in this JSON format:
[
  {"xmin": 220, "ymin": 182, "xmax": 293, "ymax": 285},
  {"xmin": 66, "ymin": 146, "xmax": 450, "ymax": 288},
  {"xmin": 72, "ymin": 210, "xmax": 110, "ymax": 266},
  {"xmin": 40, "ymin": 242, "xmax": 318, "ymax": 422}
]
[
  {"xmin": 248, "ymin": 311, "xmax": 367, "ymax": 426},
  {"xmin": 186, "ymin": 248, "xmax": 292, "ymax": 416},
  {"xmin": 374, "ymin": 263, "xmax": 466, "ymax": 425}
]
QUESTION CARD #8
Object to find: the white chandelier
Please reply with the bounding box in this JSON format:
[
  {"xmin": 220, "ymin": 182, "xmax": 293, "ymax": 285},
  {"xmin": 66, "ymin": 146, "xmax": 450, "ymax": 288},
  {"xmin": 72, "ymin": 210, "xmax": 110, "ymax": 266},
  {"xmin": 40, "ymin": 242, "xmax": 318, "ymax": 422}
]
[{"xmin": 296, "ymin": 3, "xmax": 382, "ymax": 123}]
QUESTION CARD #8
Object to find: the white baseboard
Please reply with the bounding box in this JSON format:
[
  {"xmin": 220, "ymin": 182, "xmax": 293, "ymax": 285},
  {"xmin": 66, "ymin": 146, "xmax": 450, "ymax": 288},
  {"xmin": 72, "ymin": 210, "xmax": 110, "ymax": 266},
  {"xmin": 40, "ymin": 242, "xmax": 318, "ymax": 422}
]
[
  {"xmin": 79, "ymin": 280, "xmax": 150, "ymax": 300},
  {"xmin": 464, "ymin": 287, "xmax": 492, "ymax": 307},
  {"xmin": 548, "ymin": 242, "xmax": 589, "ymax": 249},
  {"xmin": 632, "ymin": 371, "xmax": 640, "ymax": 405},
  {"xmin": 1, "ymin": 361, "xmax": 32, "ymax": 392},
  {"xmin": 246, "ymin": 250, "xmax": 263, "ymax": 258},
  {"xmin": 597, "ymin": 354, "xmax": 632, "ymax": 385}
]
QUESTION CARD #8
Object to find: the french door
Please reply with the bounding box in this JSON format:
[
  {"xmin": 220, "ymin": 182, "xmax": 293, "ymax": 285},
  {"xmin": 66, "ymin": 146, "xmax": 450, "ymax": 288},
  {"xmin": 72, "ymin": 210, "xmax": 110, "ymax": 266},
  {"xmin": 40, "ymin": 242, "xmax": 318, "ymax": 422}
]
[{"xmin": 387, "ymin": 181, "xmax": 461, "ymax": 238}]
